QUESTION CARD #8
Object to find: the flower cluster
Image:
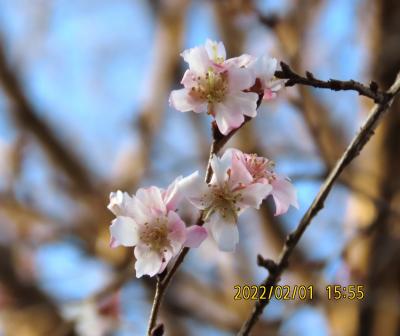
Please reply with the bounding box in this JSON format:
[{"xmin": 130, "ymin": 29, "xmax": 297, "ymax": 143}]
[
  {"xmin": 179, "ymin": 148, "xmax": 298, "ymax": 252},
  {"xmin": 108, "ymin": 148, "xmax": 297, "ymax": 276},
  {"xmin": 169, "ymin": 39, "xmax": 283, "ymax": 135},
  {"xmin": 107, "ymin": 40, "xmax": 297, "ymax": 278},
  {"xmin": 108, "ymin": 179, "xmax": 207, "ymax": 278}
]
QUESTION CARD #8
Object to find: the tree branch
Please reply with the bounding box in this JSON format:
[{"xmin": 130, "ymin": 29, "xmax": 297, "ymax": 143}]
[
  {"xmin": 0, "ymin": 245, "xmax": 77, "ymax": 336},
  {"xmin": 237, "ymin": 72, "xmax": 400, "ymax": 335},
  {"xmin": 146, "ymin": 65, "xmax": 394, "ymax": 334},
  {"xmin": 276, "ymin": 62, "xmax": 390, "ymax": 103}
]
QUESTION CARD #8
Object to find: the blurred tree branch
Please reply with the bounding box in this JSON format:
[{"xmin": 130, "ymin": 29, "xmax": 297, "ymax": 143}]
[
  {"xmin": 116, "ymin": 0, "xmax": 189, "ymax": 190},
  {"xmin": 358, "ymin": 0, "xmax": 400, "ymax": 334},
  {"xmin": 0, "ymin": 245, "xmax": 77, "ymax": 336},
  {"xmin": 0, "ymin": 38, "xmax": 97, "ymax": 195}
]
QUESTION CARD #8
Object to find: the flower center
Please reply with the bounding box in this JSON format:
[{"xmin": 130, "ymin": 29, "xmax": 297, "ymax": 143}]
[
  {"xmin": 140, "ymin": 217, "xmax": 170, "ymax": 253},
  {"xmin": 203, "ymin": 183, "xmax": 243, "ymax": 223},
  {"xmin": 190, "ymin": 69, "xmax": 228, "ymax": 105},
  {"xmin": 244, "ymin": 154, "xmax": 276, "ymax": 182}
]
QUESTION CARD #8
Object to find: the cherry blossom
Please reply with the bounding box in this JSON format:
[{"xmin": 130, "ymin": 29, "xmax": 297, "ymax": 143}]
[
  {"xmin": 169, "ymin": 40, "xmax": 286, "ymax": 135},
  {"xmin": 247, "ymin": 55, "xmax": 285, "ymax": 100},
  {"xmin": 108, "ymin": 178, "xmax": 207, "ymax": 278},
  {"xmin": 228, "ymin": 148, "xmax": 299, "ymax": 216},
  {"xmin": 169, "ymin": 39, "xmax": 259, "ymax": 135},
  {"xmin": 179, "ymin": 151, "xmax": 272, "ymax": 252},
  {"xmin": 227, "ymin": 53, "xmax": 284, "ymax": 99}
]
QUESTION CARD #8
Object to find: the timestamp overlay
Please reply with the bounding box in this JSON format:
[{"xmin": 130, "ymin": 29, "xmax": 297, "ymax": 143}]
[{"xmin": 233, "ymin": 284, "xmax": 365, "ymax": 301}]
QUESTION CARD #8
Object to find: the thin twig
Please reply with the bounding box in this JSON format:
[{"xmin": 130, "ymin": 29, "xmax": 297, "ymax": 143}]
[
  {"xmin": 275, "ymin": 62, "xmax": 389, "ymax": 103},
  {"xmin": 237, "ymin": 72, "xmax": 400, "ymax": 336},
  {"xmin": 147, "ymin": 278, "xmax": 163, "ymax": 335},
  {"xmin": 146, "ymin": 129, "xmax": 217, "ymax": 335}
]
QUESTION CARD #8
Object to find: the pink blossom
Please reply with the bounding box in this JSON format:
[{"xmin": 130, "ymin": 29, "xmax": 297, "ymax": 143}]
[
  {"xmin": 179, "ymin": 151, "xmax": 272, "ymax": 252},
  {"xmin": 247, "ymin": 55, "xmax": 285, "ymax": 100},
  {"xmin": 169, "ymin": 39, "xmax": 259, "ymax": 135},
  {"xmin": 228, "ymin": 148, "xmax": 299, "ymax": 216},
  {"xmin": 270, "ymin": 177, "xmax": 298, "ymax": 216},
  {"xmin": 226, "ymin": 54, "xmax": 284, "ymax": 100},
  {"xmin": 107, "ymin": 178, "xmax": 207, "ymax": 278},
  {"xmin": 211, "ymin": 51, "xmax": 284, "ymax": 100}
]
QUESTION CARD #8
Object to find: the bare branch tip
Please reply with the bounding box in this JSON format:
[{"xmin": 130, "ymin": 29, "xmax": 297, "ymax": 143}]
[
  {"xmin": 369, "ymin": 81, "xmax": 379, "ymax": 92},
  {"xmin": 279, "ymin": 61, "xmax": 290, "ymax": 73},
  {"xmin": 257, "ymin": 254, "xmax": 278, "ymax": 273},
  {"xmin": 305, "ymin": 71, "xmax": 314, "ymax": 80}
]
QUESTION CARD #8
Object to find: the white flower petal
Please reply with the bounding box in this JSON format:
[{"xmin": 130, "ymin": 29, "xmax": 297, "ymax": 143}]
[
  {"xmin": 181, "ymin": 45, "xmax": 211, "ymax": 74},
  {"xmin": 271, "ymin": 177, "xmax": 299, "ymax": 216},
  {"xmin": 181, "ymin": 69, "xmax": 196, "ymax": 87},
  {"xmin": 108, "ymin": 190, "xmax": 123, "ymax": 216},
  {"xmin": 208, "ymin": 212, "xmax": 239, "ymax": 252},
  {"xmin": 266, "ymin": 78, "xmax": 285, "ymax": 91},
  {"xmin": 250, "ymin": 56, "xmax": 277, "ymax": 83},
  {"xmin": 178, "ymin": 171, "xmax": 211, "ymax": 209},
  {"xmin": 166, "ymin": 211, "xmax": 186, "ymax": 254},
  {"xmin": 210, "ymin": 154, "xmax": 231, "ymax": 185},
  {"xmin": 226, "ymin": 91, "xmax": 259, "ymax": 118},
  {"xmin": 205, "ymin": 39, "xmax": 226, "ymax": 62},
  {"xmin": 134, "ymin": 245, "xmax": 163, "ymax": 278},
  {"xmin": 228, "ymin": 66, "xmax": 256, "ymax": 92},
  {"xmin": 220, "ymin": 147, "xmax": 235, "ymax": 162},
  {"xmin": 163, "ymin": 176, "xmax": 183, "ymax": 211},
  {"xmin": 237, "ymin": 183, "xmax": 272, "ymax": 210},
  {"xmin": 192, "ymin": 102, "xmax": 208, "ymax": 113},
  {"xmin": 214, "ymin": 101, "xmax": 245, "ymax": 135},
  {"xmin": 229, "ymin": 151, "xmax": 253, "ymax": 187},
  {"xmin": 107, "ymin": 190, "xmax": 134, "ymax": 216},
  {"xmin": 214, "ymin": 91, "xmax": 258, "ymax": 135},
  {"xmin": 184, "ymin": 226, "xmax": 208, "ymax": 248},
  {"xmin": 109, "ymin": 216, "xmax": 139, "ymax": 247},
  {"xmin": 169, "ymin": 88, "xmax": 206, "ymax": 113},
  {"xmin": 128, "ymin": 195, "xmax": 152, "ymax": 225},
  {"xmin": 225, "ymin": 54, "xmax": 256, "ymax": 68},
  {"xmin": 158, "ymin": 248, "xmax": 173, "ymax": 274},
  {"xmin": 136, "ymin": 186, "xmax": 166, "ymax": 215}
]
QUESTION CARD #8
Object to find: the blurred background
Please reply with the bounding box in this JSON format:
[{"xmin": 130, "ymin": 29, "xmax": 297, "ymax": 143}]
[{"xmin": 0, "ymin": 0, "xmax": 399, "ymax": 335}]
